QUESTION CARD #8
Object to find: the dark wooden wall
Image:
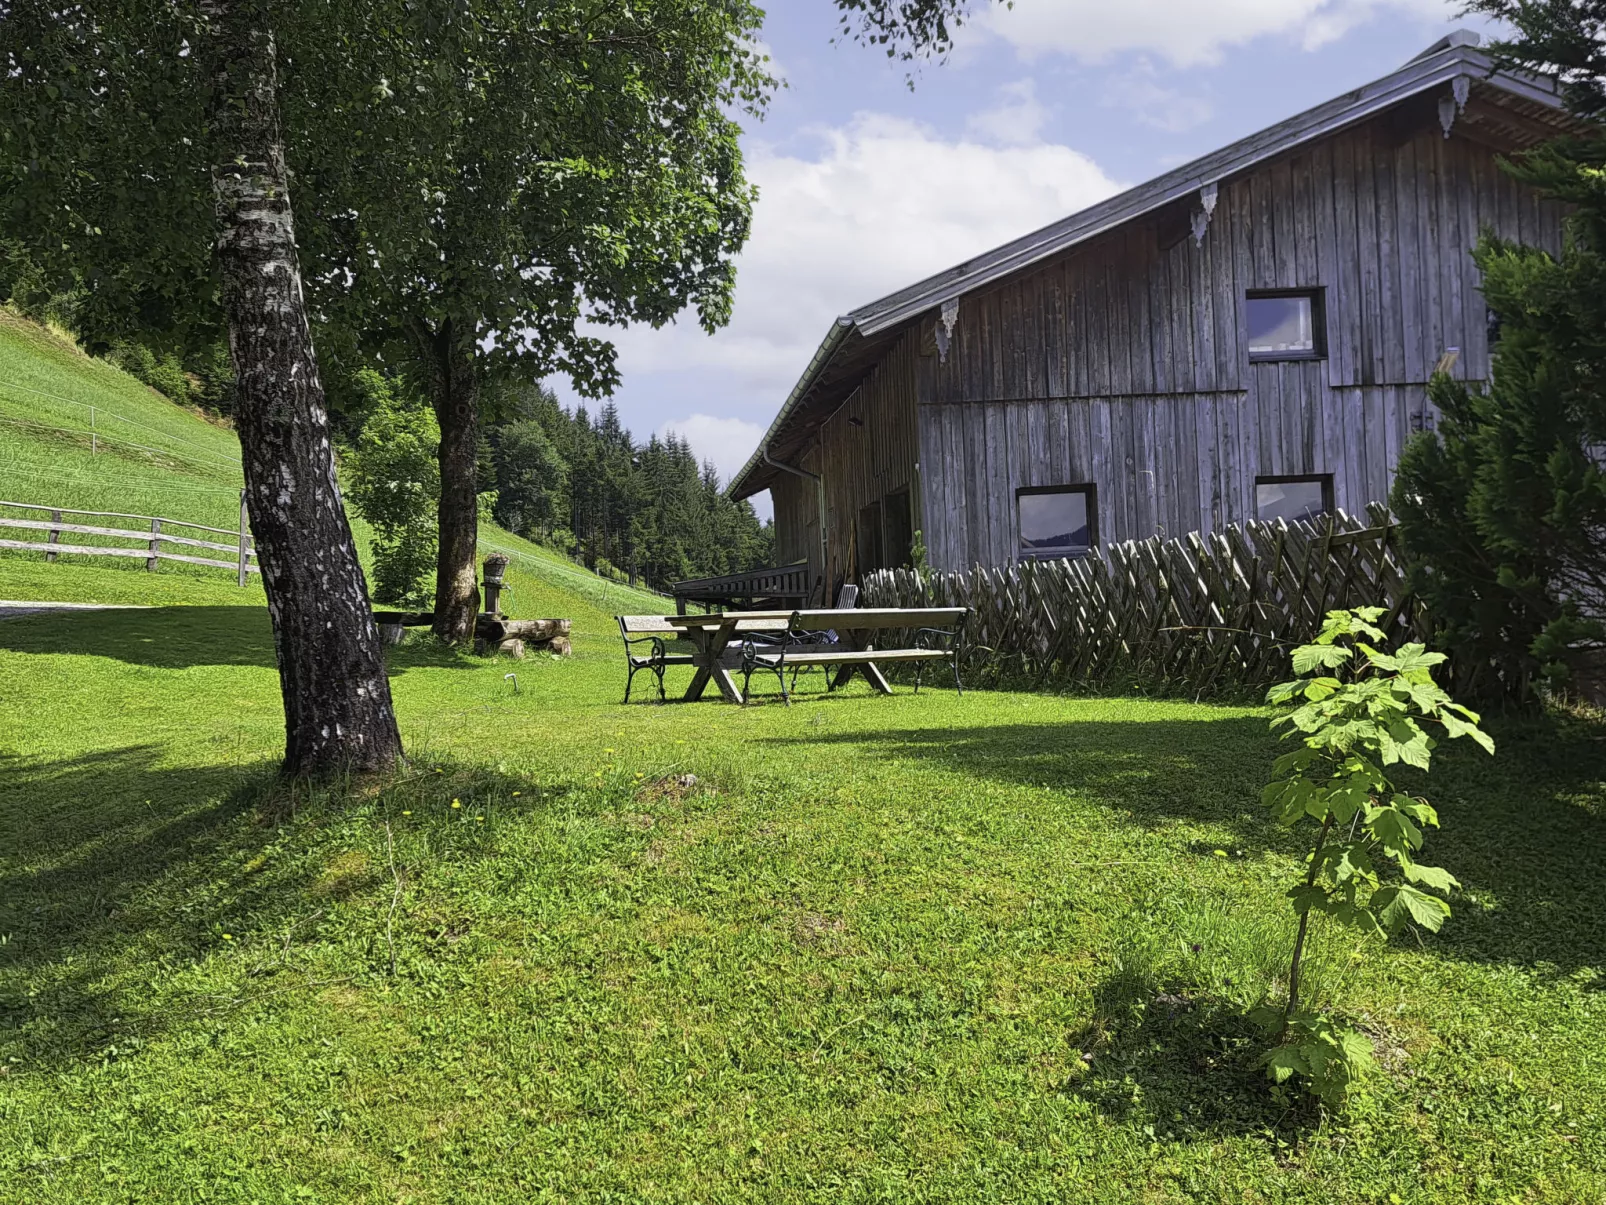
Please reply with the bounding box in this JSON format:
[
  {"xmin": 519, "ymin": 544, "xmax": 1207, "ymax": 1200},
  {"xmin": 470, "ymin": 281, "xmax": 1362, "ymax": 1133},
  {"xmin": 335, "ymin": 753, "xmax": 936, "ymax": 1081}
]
[
  {"xmin": 913, "ymin": 115, "xmax": 1568, "ymax": 570},
  {"xmin": 772, "ymin": 329, "xmax": 923, "ymax": 595}
]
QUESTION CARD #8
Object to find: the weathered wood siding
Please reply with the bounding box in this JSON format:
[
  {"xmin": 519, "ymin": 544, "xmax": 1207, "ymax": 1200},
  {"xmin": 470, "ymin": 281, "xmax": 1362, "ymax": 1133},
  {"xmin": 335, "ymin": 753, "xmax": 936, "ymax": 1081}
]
[
  {"xmin": 812, "ymin": 328, "xmax": 922, "ymax": 589},
  {"xmin": 915, "ymin": 116, "xmax": 1568, "ymax": 569},
  {"xmin": 771, "ymin": 470, "xmax": 817, "ymax": 584}
]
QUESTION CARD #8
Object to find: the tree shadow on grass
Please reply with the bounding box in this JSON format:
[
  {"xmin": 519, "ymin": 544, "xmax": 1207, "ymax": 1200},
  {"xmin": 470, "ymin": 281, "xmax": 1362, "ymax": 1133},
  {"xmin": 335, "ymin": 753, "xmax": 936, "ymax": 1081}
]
[
  {"xmin": 0, "ymin": 605, "xmax": 483, "ymax": 674},
  {"xmin": 759, "ymin": 716, "xmax": 1291, "ymax": 853},
  {"xmin": 761, "ymin": 708, "xmax": 1606, "ymax": 980},
  {"xmin": 0, "ymin": 745, "xmax": 318, "ymax": 1068},
  {"xmin": 1412, "ymin": 712, "xmax": 1606, "ymax": 981},
  {"xmin": 1066, "ymin": 969, "xmax": 1318, "ymax": 1143}
]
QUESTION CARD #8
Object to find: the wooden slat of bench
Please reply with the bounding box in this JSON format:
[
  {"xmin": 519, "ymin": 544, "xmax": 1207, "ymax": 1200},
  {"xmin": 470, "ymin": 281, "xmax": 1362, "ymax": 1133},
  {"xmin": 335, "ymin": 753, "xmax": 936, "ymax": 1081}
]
[
  {"xmin": 750, "ymin": 648, "xmax": 951, "ymax": 667},
  {"xmin": 630, "ymin": 653, "xmax": 697, "ymax": 667},
  {"xmin": 620, "ymin": 615, "xmax": 681, "ymax": 634}
]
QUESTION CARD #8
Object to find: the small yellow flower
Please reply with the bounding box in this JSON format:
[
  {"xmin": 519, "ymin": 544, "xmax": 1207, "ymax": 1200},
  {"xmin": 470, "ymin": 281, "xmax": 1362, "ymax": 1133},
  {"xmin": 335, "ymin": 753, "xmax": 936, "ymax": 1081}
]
[
  {"xmin": 605, "ymin": 748, "xmax": 616, "ymax": 754},
  {"xmin": 475, "ymin": 816, "xmax": 484, "ymax": 822},
  {"xmin": 402, "ymin": 810, "xmax": 412, "ymax": 816},
  {"xmin": 451, "ymin": 799, "xmax": 462, "ymax": 809},
  {"xmin": 512, "ymin": 791, "xmax": 521, "ymax": 797},
  {"xmin": 221, "ymin": 934, "xmax": 234, "ymax": 942}
]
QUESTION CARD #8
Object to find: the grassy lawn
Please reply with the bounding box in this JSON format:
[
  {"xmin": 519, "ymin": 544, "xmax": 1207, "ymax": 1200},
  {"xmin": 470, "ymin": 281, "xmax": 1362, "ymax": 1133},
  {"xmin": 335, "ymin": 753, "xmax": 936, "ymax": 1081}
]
[{"xmin": 1, "ymin": 589, "xmax": 1602, "ymax": 1202}]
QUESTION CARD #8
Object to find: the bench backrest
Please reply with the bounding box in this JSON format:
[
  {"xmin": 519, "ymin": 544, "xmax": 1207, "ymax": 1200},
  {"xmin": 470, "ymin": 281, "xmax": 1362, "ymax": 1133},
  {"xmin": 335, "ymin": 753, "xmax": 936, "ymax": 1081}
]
[
  {"xmin": 836, "ymin": 583, "xmax": 859, "ymax": 609},
  {"xmin": 619, "ymin": 615, "xmax": 679, "ymax": 637}
]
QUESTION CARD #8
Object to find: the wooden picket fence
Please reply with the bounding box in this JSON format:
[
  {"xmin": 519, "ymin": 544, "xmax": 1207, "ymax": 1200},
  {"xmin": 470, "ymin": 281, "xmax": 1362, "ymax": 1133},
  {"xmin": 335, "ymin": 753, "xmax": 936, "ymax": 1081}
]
[
  {"xmin": 861, "ymin": 505, "xmax": 1427, "ymax": 697},
  {"xmin": 0, "ymin": 497, "xmax": 258, "ymax": 584}
]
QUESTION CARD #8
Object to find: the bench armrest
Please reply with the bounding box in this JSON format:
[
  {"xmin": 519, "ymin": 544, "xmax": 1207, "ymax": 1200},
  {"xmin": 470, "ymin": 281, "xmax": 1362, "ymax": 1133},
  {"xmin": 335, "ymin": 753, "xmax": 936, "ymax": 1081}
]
[{"xmin": 622, "ymin": 633, "xmax": 669, "ymax": 660}]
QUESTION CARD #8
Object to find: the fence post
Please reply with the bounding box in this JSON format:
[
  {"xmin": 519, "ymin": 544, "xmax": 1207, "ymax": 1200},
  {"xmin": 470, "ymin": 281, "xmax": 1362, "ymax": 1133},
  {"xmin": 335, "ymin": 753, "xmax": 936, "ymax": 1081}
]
[
  {"xmin": 46, "ymin": 509, "xmax": 61, "ymax": 563},
  {"xmin": 90, "ymin": 406, "xmax": 97, "ymax": 455},
  {"xmin": 147, "ymin": 517, "xmax": 160, "ymax": 572},
  {"xmin": 237, "ymin": 490, "xmax": 249, "ymax": 587}
]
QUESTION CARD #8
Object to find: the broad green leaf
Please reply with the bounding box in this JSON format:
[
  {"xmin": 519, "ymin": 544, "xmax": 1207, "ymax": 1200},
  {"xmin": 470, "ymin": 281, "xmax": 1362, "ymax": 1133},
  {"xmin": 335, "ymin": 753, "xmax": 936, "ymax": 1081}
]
[
  {"xmin": 1292, "ymin": 644, "xmax": 1351, "ymax": 675},
  {"xmin": 1288, "ymin": 884, "xmax": 1330, "ymax": 915},
  {"xmin": 1394, "ymin": 795, "xmax": 1440, "ymax": 827},
  {"xmin": 1368, "ymin": 805, "xmax": 1424, "ymax": 854},
  {"xmin": 1372, "ymin": 884, "xmax": 1452, "ymax": 933},
  {"xmin": 1303, "ymin": 677, "xmax": 1341, "ymax": 702},
  {"xmin": 1403, "ymin": 862, "xmax": 1460, "ymax": 892},
  {"xmin": 1330, "ymin": 842, "xmax": 1375, "ymax": 884},
  {"xmin": 1263, "ymin": 1045, "xmax": 1308, "ymax": 1084}
]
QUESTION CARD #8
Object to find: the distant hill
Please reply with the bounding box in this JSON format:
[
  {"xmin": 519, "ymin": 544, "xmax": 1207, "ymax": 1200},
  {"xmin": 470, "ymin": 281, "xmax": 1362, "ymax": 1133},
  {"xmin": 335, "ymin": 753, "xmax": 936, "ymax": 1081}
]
[{"xmin": 0, "ymin": 309, "xmax": 667, "ymax": 630}]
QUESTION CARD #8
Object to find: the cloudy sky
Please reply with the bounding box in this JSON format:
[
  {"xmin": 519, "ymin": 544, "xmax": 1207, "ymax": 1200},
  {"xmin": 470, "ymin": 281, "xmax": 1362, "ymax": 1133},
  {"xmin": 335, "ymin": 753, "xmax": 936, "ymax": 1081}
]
[{"xmin": 549, "ymin": 0, "xmax": 1494, "ymax": 519}]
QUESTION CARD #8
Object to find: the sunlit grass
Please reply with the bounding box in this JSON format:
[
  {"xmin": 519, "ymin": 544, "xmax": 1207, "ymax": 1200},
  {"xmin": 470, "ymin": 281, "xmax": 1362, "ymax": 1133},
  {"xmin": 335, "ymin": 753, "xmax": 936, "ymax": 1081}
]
[{"xmin": 0, "ymin": 596, "xmax": 1601, "ymax": 1203}]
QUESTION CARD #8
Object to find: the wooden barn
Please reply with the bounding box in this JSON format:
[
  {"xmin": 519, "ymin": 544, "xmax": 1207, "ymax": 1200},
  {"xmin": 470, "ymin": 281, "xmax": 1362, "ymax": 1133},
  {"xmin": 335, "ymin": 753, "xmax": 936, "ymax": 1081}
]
[{"xmin": 722, "ymin": 31, "xmax": 1582, "ymax": 600}]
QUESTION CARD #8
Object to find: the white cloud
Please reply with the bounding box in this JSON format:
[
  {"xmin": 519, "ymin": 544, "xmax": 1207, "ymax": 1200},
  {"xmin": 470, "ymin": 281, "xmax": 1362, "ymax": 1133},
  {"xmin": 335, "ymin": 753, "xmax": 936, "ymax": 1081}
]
[
  {"xmin": 966, "ymin": 79, "xmax": 1050, "ymax": 145},
  {"xmin": 1101, "ymin": 59, "xmax": 1214, "ymax": 133},
  {"xmin": 591, "ymin": 112, "xmax": 1122, "ymax": 452},
  {"xmin": 656, "ymin": 413, "xmax": 766, "ymax": 485},
  {"xmin": 981, "ymin": 0, "xmax": 1458, "ymax": 67}
]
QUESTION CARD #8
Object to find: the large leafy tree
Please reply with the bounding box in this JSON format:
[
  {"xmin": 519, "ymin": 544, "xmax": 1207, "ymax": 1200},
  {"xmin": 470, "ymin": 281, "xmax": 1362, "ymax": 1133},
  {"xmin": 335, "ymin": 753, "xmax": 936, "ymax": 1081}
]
[
  {"xmin": 1, "ymin": 1, "xmax": 405, "ymax": 773},
  {"xmin": 1390, "ymin": 1, "xmax": 1606, "ymax": 702},
  {"xmin": 288, "ymin": 3, "xmax": 775, "ymax": 640}
]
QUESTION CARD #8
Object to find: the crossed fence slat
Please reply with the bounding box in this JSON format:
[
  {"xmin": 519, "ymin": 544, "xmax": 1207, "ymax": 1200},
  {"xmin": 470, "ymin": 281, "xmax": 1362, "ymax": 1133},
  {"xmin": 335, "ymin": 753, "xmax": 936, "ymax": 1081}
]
[{"xmin": 862, "ymin": 507, "xmax": 1426, "ymax": 697}]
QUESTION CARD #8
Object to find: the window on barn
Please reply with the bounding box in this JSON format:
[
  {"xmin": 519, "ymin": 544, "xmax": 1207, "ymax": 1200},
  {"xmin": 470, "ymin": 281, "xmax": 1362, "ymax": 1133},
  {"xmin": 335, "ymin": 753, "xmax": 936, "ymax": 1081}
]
[
  {"xmin": 1017, "ymin": 485, "xmax": 1096, "ymax": 559},
  {"xmin": 1255, "ymin": 475, "xmax": 1332, "ymax": 525},
  {"xmin": 1246, "ymin": 289, "xmax": 1326, "ymax": 361}
]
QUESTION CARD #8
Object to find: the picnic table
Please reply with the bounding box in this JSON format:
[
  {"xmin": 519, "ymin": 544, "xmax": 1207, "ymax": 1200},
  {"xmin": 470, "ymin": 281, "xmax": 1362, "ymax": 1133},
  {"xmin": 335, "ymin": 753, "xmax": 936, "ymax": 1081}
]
[{"xmin": 664, "ymin": 607, "xmax": 967, "ymax": 704}]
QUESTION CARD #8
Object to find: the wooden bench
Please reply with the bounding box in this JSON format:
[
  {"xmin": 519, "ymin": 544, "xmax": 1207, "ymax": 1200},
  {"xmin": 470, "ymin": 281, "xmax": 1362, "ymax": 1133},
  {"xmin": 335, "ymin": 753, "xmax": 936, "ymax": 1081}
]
[
  {"xmin": 737, "ymin": 607, "xmax": 967, "ymax": 705},
  {"xmin": 617, "ymin": 615, "xmax": 698, "ymax": 703}
]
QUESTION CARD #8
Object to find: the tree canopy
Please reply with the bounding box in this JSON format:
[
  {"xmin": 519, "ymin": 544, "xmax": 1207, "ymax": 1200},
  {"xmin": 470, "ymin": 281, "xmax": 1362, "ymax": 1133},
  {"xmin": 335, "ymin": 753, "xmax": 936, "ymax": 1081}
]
[{"xmin": 1393, "ymin": 1, "xmax": 1606, "ymax": 702}]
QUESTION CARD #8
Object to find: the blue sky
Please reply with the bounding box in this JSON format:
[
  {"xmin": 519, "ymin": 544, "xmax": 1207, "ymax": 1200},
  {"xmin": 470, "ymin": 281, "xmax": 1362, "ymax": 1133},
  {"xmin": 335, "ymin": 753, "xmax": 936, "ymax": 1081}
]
[{"xmin": 550, "ymin": 0, "xmax": 1495, "ymax": 520}]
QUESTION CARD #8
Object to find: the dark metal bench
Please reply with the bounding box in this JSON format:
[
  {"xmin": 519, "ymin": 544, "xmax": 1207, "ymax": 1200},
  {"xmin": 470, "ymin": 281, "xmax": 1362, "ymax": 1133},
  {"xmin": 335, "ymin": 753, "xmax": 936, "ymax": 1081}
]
[{"xmin": 617, "ymin": 615, "xmax": 697, "ymax": 703}]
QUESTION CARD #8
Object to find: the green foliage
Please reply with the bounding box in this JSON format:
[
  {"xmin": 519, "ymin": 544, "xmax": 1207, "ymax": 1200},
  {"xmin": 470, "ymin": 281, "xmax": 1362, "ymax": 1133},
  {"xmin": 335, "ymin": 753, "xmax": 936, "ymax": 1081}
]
[
  {"xmin": 105, "ymin": 339, "xmax": 194, "ymax": 406},
  {"xmin": 493, "ymin": 419, "xmax": 568, "ymax": 542},
  {"xmin": 909, "ymin": 528, "xmax": 930, "ymax": 573},
  {"xmin": 1392, "ymin": 8, "xmax": 1606, "ymax": 702},
  {"xmin": 833, "ymin": 0, "xmax": 1004, "ymax": 62},
  {"xmin": 1260, "ymin": 607, "xmax": 1493, "ymax": 1107},
  {"xmin": 1259, "ymin": 1009, "xmax": 1377, "ymax": 1106},
  {"xmin": 482, "ymin": 391, "xmax": 772, "ymax": 590},
  {"xmin": 1467, "ymin": 0, "xmax": 1606, "ymax": 120},
  {"xmin": 344, "ymin": 370, "xmax": 440, "ymax": 608},
  {"xmin": 1393, "ymin": 197, "xmax": 1606, "ymax": 701}
]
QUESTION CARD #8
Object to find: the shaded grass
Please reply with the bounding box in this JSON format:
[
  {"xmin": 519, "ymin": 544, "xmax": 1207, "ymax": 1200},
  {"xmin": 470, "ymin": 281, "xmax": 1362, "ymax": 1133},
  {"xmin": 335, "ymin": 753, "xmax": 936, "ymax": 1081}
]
[{"xmin": 0, "ymin": 603, "xmax": 1603, "ymax": 1202}]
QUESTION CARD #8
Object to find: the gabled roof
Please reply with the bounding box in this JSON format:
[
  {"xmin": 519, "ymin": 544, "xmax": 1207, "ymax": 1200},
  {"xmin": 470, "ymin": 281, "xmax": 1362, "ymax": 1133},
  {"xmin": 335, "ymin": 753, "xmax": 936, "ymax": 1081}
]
[{"xmin": 729, "ymin": 31, "xmax": 1580, "ymax": 500}]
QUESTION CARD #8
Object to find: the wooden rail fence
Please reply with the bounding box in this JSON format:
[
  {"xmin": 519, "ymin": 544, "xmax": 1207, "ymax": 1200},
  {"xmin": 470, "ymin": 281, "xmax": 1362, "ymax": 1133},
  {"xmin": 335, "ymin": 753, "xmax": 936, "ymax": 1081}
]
[
  {"xmin": 862, "ymin": 506, "xmax": 1427, "ymax": 696},
  {"xmin": 0, "ymin": 497, "xmax": 259, "ymax": 584}
]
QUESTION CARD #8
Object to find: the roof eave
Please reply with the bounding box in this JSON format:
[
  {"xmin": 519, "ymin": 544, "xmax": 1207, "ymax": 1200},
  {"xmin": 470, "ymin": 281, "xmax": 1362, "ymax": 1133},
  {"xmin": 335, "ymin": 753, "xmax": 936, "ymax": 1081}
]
[
  {"xmin": 852, "ymin": 47, "xmax": 1561, "ymax": 338},
  {"xmin": 727, "ymin": 316, "xmax": 856, "ymax": 499}
]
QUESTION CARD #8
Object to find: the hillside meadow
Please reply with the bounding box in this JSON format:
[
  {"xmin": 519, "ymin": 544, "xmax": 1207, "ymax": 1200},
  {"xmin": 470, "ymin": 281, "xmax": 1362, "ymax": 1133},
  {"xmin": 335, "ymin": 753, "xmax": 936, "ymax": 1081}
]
[{"xmin": 0, "ymin": 313, "xmax": 1603, "ymax": 1201}]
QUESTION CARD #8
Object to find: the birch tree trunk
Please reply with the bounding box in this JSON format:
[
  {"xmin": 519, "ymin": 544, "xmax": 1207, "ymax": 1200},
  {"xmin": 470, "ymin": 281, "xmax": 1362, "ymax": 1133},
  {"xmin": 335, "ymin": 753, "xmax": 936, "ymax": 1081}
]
[
  {"xmin": 203, "ymin": 0, "xmax": 403, "ymax": 775},
  {"xmin": 411, "ymin": 317, "xmax": 482, "ymax": 644}
]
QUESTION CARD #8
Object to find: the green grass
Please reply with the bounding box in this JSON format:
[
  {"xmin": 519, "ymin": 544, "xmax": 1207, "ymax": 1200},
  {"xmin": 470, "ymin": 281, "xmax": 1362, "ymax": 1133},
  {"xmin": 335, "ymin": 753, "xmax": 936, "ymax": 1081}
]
[{"xmin": 1, "ymin": 602, "xmax": 1602, "ymax": 1203}]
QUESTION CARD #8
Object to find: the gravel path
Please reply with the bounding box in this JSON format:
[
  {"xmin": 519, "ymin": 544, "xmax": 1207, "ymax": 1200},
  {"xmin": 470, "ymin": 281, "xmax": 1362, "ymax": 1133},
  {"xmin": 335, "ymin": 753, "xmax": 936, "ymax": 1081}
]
[{"xmin": 0, "ymin": 600, "xmax": 151, "ymax": 621}]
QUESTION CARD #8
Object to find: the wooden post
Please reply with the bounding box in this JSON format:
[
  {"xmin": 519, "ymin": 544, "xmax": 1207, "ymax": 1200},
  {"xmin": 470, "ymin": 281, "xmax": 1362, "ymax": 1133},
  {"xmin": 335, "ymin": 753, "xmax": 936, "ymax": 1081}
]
[
  {"xmin": 482, "ymin": 553, "xmax": 509, "ymax": 619},
  {"xmin": 90, "ymin": 406, "xmax": 97, "ymax": 455},
  {"xmin": 46, "ymin": 509, "xmax": 61, "ymax": 563},
  {"xmin": 147, "ymin": 517, "xmax": 160, "ymax": 572},
  {"xmin": 238, "ymin": 490, "xmax": 249, "ymax": 587}
]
